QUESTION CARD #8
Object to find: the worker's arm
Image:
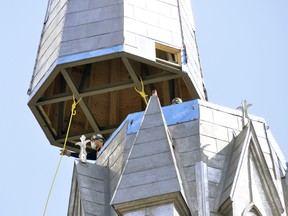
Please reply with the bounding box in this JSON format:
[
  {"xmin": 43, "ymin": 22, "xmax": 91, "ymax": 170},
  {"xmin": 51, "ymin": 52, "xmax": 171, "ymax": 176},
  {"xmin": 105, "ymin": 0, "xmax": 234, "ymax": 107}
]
[
  {"xmin": 61, "ymin": 149, "xmax": 96, "ymax": 160},
  {"xmin": 70, "ymin": 151, "xmax": 96, "ymax": 160}
]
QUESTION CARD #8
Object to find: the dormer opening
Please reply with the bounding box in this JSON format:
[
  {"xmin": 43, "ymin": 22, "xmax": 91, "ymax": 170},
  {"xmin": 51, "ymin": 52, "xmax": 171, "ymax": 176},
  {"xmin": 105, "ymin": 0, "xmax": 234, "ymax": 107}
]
[{"xmin": 155, "ymin": 43, "xmax": 181, "ymax": 67}]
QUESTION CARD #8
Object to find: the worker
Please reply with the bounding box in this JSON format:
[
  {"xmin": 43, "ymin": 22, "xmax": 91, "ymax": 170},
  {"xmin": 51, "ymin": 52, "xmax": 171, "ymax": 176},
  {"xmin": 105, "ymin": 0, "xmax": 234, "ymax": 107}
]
[
  {"xmin": 61, "ymin": 134, "xmax": 105, "ymax": 160},
  {"xmin": 172, "ymin": 97, "xmax": 183, "ymax": 104}
]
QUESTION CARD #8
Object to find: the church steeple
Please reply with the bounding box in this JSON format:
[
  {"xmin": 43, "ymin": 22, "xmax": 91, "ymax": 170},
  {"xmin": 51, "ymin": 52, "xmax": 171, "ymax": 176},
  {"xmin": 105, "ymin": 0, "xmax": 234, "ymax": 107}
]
[
  {"xmin": 27, "ymin": 0, "xmax": 207, "ymax": 150},
  {"xmin": 28, "ymin": 0, "xmax": 287, "ymax": 215}
]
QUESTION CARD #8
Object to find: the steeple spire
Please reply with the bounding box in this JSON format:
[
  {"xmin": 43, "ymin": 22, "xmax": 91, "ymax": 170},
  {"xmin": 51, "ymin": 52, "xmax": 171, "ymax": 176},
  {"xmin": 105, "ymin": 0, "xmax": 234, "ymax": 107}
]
[{"xmin": 111, "ymin": 93, "xmax": 190, "ymax": 215}]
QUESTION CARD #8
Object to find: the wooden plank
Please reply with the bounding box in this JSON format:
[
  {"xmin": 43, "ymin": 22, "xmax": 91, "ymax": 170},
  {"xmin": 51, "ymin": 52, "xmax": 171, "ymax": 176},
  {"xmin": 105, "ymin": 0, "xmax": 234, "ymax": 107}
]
[
  {"xmin": 37, "ymin": 92, "xmax": 72, "ymax": 106},
  {"xmin": 37, "ymin": 105, "xmax": 57, "ymax": 137},
  {"xmin": 57, "ymin": 75, "xmax": 67, "ymax": 135},
  {"xmin": 121, "ymin": 56, "xmax": 141, "ymax": 89},
  {"xmin": 155, "ymin": 43, "xmax": 181, "ymax": 54},
  {"xmin": 125, "ymin": 53, "xmax": 181, "ymax": 74},
  {"xmin": 80, "ymin": 80, "xmax": 134, "ymax": 97},
  {"xmin": 37, "ymin": 73, "xmax": 180, "ymax": 106}
]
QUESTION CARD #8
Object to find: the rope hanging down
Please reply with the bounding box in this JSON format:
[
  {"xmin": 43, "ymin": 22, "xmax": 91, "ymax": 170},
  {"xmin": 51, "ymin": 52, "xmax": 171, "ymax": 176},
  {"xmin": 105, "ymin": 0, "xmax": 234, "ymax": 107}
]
[
  {"xmin": 43, "ymin": 95, "xmax": 82, "ymax": 216},
  {"xmin": 134, "ymin": 77, "xmax": 148, "ymax": 105}
]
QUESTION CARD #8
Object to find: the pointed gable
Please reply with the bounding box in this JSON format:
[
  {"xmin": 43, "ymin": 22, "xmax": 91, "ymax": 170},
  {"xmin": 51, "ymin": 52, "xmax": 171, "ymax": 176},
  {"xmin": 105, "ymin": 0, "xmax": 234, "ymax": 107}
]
[
  {"xmin": 219, "ymin": 122, "xmax": 284, "ymax": 215},
  {"xmin": 68, "ymin": 161, "xmax": 109, "ymax": 216},
  {"xmin": 110, "ymin": 93, "xmax": 190, "ymax": 215}
]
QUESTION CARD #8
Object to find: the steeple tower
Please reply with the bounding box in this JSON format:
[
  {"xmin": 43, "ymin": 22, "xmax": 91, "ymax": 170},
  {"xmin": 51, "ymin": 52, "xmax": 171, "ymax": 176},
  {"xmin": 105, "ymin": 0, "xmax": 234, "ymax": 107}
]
[
  {"xmin": 28, "ymin": 0, "xmax": 287, "ymax": 215},
  {"xmin": 27, "ymin": 0, "xmax": 207, "ymax": 150}
]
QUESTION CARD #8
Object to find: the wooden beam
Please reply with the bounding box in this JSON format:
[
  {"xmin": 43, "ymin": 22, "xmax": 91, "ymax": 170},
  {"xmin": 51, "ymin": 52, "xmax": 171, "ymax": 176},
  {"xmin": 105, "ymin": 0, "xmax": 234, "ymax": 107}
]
[
  {"xmin": 121, "ymin": 56, "xmax": 141, "ymax": 89},
  {"xmin": 79, "ymin": 80, "xmax": 134, "ymax": 97},
  {"xmin": 61, "ymin": 68, "xmax": 101, "ymax": 133},
  {"xmin": 36, "ymin": 93, "xmax": 72, "ymax": 106},
  {"xmin": 125, "ymin": 53, "xmax": 181, "ymax": 74},
  {"xmin": 36, "ymin": 79, "xmax": 135, "ymax": 105},
  {"xmin": 143, "ymin": 73, "xmax": 181, "ymax": 84},
  {"xmin": 36, "ymin": 72, "xmax": 180, "ymax": 107},
  {"xmin": 35, "ymin": 105, "xmax": 57, "ymax": 141},
  {"xmin": 57, "ymin": 75, "xmax": 67, "ymax": 136}
]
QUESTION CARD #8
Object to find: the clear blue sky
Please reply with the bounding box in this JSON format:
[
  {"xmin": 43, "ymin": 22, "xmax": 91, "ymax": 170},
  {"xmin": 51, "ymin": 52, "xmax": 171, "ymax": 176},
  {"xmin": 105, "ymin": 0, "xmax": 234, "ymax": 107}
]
[{"xmin": 0, "ymin": 0, "xmax": 287, "ymax": 215}]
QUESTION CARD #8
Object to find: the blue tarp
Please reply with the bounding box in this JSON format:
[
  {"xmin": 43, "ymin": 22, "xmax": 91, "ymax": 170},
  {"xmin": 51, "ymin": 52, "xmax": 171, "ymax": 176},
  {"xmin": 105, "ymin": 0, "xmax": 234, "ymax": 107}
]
[
  {"xmin": 99, "ymin": 100, "xmax": 199, "ymax": 155},
  {"xmin": 127, "ymin": 99, "xmax": 199, "ymax": 134}
]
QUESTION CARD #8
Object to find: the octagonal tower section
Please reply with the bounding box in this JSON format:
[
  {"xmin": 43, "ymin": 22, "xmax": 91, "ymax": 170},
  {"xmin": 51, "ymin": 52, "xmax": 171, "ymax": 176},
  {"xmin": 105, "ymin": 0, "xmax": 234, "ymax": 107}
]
[{"xmin": 27, "ymin": 0, "xmax": 207, "ymax": 150}]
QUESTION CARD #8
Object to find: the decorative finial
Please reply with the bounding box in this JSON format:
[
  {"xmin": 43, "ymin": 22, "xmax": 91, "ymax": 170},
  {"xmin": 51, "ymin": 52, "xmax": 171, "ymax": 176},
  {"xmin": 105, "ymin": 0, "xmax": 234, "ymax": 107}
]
[
  {"xmin": 237, "ymin": 99, "xmax": 252, "ymax": 128},
  {"xmin": 75, "ymin": 135, "xmax": 90, "ymax": 163}
]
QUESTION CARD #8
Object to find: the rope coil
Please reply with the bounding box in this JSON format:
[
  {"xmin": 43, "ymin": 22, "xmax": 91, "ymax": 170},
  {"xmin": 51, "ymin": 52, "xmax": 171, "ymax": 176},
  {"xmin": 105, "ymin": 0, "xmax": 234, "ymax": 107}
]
[{"xmin": 43, "ymin": 95, "xmax": 82, "ymax": 216}]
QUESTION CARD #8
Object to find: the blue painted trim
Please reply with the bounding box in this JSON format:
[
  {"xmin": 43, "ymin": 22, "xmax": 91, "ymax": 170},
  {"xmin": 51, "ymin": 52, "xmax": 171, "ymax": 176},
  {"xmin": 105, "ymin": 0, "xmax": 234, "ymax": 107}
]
[{"xmin": 57, "ymin": 45, "xmax": 124, "ymax": 65}]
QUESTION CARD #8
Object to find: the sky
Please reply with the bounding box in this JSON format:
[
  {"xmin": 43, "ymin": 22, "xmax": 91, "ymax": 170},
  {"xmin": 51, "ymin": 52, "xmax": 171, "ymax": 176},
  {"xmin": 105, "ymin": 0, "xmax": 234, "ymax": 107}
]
[{"xmin": 0, "ymin": 0, "xmax": 287, "ymax": 215}]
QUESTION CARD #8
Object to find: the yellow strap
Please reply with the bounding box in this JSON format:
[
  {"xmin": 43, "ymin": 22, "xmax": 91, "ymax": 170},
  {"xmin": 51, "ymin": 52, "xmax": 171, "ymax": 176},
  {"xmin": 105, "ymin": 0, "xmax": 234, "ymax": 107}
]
[
  {"xmin": 43, "ymin": 95, "xmax": 82, "ymax": 216},
  {"xmin": 134, "ymin": 77, "xmax": 148, "ymax": 105}
]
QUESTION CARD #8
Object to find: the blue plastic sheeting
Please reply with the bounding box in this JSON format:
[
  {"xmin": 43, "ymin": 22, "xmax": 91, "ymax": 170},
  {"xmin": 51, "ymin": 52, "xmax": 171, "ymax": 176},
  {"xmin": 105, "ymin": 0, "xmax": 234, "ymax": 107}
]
[
  {"xmin": 98, "ymin": 99, "xmax": 199, "ymax": 156},
  {"xmin": 127, "ymin": 99, "xmax": 199, "ymax": 134},
  {"xmin": 163, "ymin": 99, "xmax": 199, "ymax": 125},
  {"xmin": 57, "ymin": 45, "xmax": 124, "ymax": 65}
]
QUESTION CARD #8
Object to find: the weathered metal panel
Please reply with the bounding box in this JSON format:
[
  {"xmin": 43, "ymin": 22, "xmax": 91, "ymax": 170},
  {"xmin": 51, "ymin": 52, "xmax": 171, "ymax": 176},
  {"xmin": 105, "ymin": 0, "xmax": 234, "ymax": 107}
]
[
  {"xmin": 59, "ymin": 31, "xmax": 124, "ymax": 56},
  {"xmin": 111, "ymin": 95, "xmax": 190, "ymax": 215},
  {"xmin": 179, "ymin": 150, "xmax": 201, "ymax": 167},
  {"xmin": 200, "ymin": 135, "xmax": 217, "ymax": 153},
  {"xmin": 68, "ymin": 161, "xmax": 109, "ymax": 216},
  {"xmin": 200, "ymin": 121, "xmax": 230, "ymax": 142},
  {"xmin": 31, "ymin": 0, "xmax": 68, "ymax": 91},
  {"xmin": 176, "ymin": 135, "xmax": 200, "ymax": 153},
  {"xmin": 62, "ymin": 18, "xmax": 124, "ymax": 42},
  {"xmin": 124, "ymin": 0, "xmax": 182, "ymax": 49},
  {"xmin": 179, "ymin": 0, "xmax": 207, "ymax": 100},
  {"xmin": 195, "ymin": 161, "xmax": 210, "ymax": 215},
  {"xmin": 64, "ymin": 3, "xmax": 123, "ymax": 27},
  {"xmin": 59, "ymin": 1, "xmax": 124, "ymax": 57},
  {"xmin": 67, "ymin": 96, "xmax": 287, "ymax": 215},
  {"xmin": 112, "ymin": 178, "xmax": 181, "ymax": 204}
]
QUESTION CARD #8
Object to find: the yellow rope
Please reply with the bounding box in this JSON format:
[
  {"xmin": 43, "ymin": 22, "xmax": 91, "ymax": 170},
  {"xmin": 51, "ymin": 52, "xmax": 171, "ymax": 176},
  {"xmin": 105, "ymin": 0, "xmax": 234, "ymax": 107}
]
[
  {"xmin": 134, "ymin": 77, "xmax": 148, "ymax": 105},
  {"xmin": 43, "ymin": 95, "xmax": 82, "ymax": 216}
]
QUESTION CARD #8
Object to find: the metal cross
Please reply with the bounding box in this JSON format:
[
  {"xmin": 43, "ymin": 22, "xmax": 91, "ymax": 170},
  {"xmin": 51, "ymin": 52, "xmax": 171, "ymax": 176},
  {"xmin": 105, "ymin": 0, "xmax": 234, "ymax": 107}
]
[
  {"xmin": 75, "ymin": 135, "xmax": 90, "ymax": 163},
  {"xmin": 237, "ymin": 99, "xmax": 252, "ymax": 128}
]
